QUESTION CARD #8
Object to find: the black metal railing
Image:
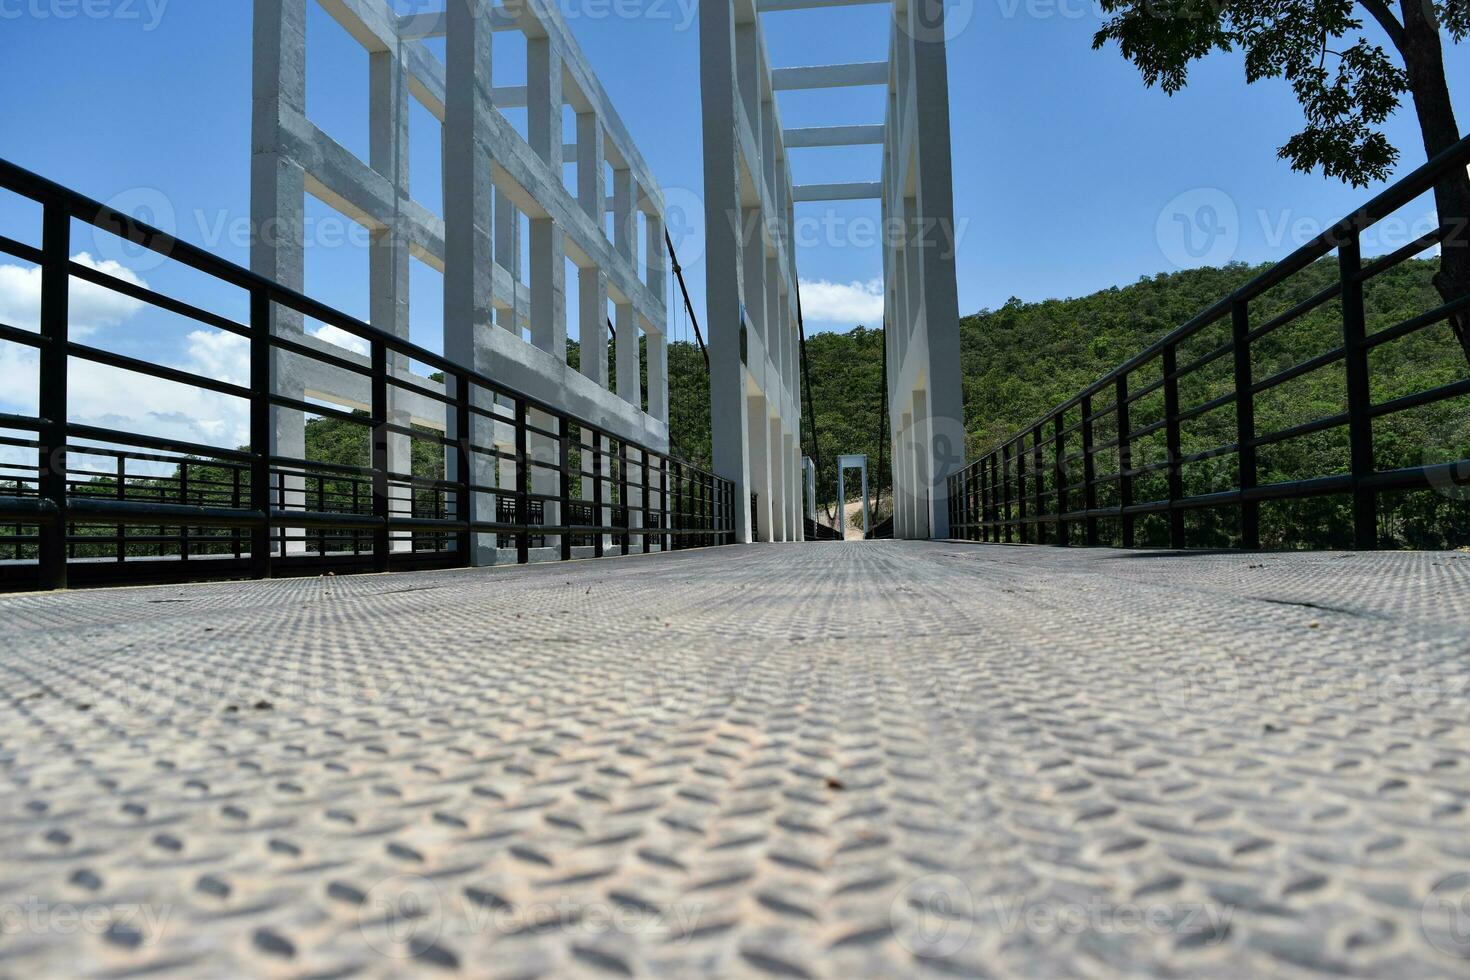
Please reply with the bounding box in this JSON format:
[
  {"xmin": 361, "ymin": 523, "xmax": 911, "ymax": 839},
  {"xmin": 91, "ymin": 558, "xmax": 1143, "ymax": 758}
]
[
  {"xmin": 949, "ymin": 135, "xmax": 1470, "ymax": 550},
  {"xmin": 0, "ymin": 158, "xmax": 735, "ymax": 590}
]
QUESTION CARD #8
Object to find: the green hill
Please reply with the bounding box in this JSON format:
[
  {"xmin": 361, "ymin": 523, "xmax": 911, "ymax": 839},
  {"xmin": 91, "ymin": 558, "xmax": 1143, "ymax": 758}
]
[{"xmin": 669, "ymin": 257, "xmax": 1469, "ymax": 549}]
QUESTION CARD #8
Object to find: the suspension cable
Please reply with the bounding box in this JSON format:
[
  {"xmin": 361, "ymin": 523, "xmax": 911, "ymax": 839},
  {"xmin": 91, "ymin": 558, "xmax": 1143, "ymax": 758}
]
[{"xmin": 664, "ymin": 233, "xmax": 709, "ymax": 372}]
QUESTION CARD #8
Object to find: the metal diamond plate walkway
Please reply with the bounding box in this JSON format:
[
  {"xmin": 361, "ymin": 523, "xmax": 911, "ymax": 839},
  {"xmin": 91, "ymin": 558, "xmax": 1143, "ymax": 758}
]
[{"xmin": 3, "ymin": 542, "xmax": 1469, "ymax": 977}]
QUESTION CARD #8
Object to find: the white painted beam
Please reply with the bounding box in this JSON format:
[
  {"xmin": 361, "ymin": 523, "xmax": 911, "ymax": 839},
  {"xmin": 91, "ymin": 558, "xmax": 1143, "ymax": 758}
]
[
  {"xmin": 396, "ymin": 9, "xmax": 519, "ymax": 39},
  {"xmin": 771, "ymin": 61, "xmax": 887, "ymax": 90},
  {"xmin": 784, "ymin": 124, "xmax": 885, "ymax": 148},
  {"xmin": 758, "ymin": 0, "xmax": 888, "ymax": 10},
  {"xmin": 792, "ymin": 181, "xmax": 882, "ymax": 201}
]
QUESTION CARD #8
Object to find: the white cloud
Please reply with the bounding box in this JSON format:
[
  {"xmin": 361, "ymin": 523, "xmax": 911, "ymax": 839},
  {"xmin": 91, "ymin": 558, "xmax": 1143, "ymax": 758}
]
[
  {"xmin": 0, "ymin": 253, "xmax": 150, "ymax": 337},
  {"xmin": 798, "ymin": 278, "xmax": 884, "ymax": 325},
  {"xmin": 0, "ymin": 257, "xmax": 254, "ymax": 457},
  {"xmin": 310, "ymin": 323, "xmax": 371, "ymax": 357}
]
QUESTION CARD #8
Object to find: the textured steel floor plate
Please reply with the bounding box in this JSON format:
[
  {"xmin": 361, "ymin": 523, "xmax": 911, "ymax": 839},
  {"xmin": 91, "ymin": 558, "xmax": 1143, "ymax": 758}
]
[{"xmin": 2, "ymin": 542, "xmax": 1469, "ymax": 978}]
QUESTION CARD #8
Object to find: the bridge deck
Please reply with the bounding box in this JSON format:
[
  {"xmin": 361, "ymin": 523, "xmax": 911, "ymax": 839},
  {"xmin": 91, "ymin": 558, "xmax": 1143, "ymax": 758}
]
[{"xmin": 2, "ymin": 542, "xmax": 1469, "ymax": 977}]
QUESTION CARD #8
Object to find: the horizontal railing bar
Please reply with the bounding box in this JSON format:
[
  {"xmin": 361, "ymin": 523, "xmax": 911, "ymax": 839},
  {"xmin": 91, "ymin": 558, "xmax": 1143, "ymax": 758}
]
[
  {"xmin": 66, "ymin": 425, "xmax": 256, "ymax": 463},
  {"xmin": 67, "ymin": 260, "xmax": 251, "ymax": 339},
  {"xmin": 1250, "ymin": 346, "xmax": 1346, "ymax": 395},
  {"xmin": 1246, "ymin": 281, "xmax": 1340, "ymax": 343},
  {"xmin": 0, "ymin": 321, "xmax": 43, "ymax": 348},
  {"xmin": 68, "ymin": 343, "xmax": 254, "ymax": 400},
  {"xmin": 954, "ymin": 133, "xmax": 1470, "ymax": 471},
  {"xmin": 270, "ymin": 332, "xmax": 375, "ymax": 377},
  {"xmin": 1369, "ymin": 377, "xmax": 1470, "ymax": 418},
  {"xmin": 1359, "ymin": 222, "xmax": 1452, "ymax": 280},
  {"xmin": 1364, "ymin": 291, "xmax": 1470, "ymax": 352},
  {"xmin": 0, "ymin": 233, "xmax": 43, "ymax": 264}
]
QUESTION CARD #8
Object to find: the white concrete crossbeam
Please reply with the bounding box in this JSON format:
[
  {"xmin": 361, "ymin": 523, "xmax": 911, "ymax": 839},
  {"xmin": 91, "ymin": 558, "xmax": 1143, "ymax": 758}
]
[
  {"xmin": 771, "ymin": 61, "xmax": 887, "ymax": 90},
  {"xmin": 784, "ymin": 124, "xmax": 885, "ymax": 148},
  {"xmin": 792, "ymin": 181, "xmax": 882, "ymax": 202}
]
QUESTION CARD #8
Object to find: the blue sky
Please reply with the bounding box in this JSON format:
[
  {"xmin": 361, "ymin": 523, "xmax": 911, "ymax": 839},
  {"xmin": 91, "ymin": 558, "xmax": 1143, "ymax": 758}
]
[{"xmin": 0, "ymin": 0, "xmax": 1464, "ymax": 453}]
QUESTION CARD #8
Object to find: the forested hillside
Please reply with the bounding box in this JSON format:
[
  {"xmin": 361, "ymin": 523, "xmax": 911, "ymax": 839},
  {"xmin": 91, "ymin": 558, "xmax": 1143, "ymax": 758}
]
[{"xmin": 667, "ymin": 258, "xmax": 1469, "ymax": 549}]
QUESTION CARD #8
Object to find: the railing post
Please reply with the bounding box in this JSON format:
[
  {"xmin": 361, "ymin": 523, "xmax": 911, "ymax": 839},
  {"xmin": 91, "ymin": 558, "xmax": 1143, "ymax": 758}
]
[
  {"xmin": 1162, "ymin": 343, "xmax": 1186, "ymax": 548},
  {"xmin": 371, "ymin": 339, "xmax": 391, "ymax": 572},
  {"xmin": 1231, "ymin": 300, "xmax": 1260, "ymax": 549},
  {"xmin": 249, "ymin": 289, "xmax": 273, "ymax": 578},
  {"xmin": 37, "ymin": 201, "xmax": 69, "ymax": 590},
  {"xmin": 1339, "ymin": 231, "xmax": 1378, "ymax": 549},
  {"xmin": 1032, "ymin": 425, "xmax": 1044, "ymax": 544},
  {"xmin": 1116, "ymin": 373, "xmax": 1134, "ymax": 548},
  {"xmin": 515, "ymin": 399, "xmax": 530, "ymax": 564},
  {"xmin": 455, "ymin": 372, "xmax": 474, "ymax": 566},
  {"xmin": 660, "ymin": 455, "xmax": 670, "ymax": 551},
  {"xmin": 1014, "ymin": 439, "xmax": 1027, "ymax": 543},
  {"xmin": 1002, "ymin": 443, "xmax": 1013, "ymax": 543},
  {"xmin": 592, "ymin": 431, "xmax": 605, "ymax": 558},
  {"xmin": 559, "ymin": 418, "xmax": 573, "ymax": 561},
  {"xmin": 1081, "ymin": 393, "xmax": 1098, "ymax": 546},
  {"xmin": 1054, "ymin": 414, "xmax": 1069, "ymax": 547}
]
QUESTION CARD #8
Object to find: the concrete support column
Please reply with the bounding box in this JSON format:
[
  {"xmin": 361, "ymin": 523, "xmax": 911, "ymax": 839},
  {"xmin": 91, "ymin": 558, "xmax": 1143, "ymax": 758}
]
[
  {"xmin": 528, "ymin": 37, "xmax": 562, "ymax": 171},
  {"xmin": 644, "ymin": 209, "xmax": 666, "ymax": 299},
  {"xmin": 701, "ymin": 0, "xmax": 752, "ymax": 544},
  {"xmin": 615, "ymin": 302, "xmax": 639, "ymax": 407},
  {"xmin": 741, "ymin": 209, "xmax": 765, "ymax": 345},
  {"xmin": 769, "ymin": 416, "xmax": 786, "ymax": 541},
  {"xmin": 494, "ymin": 188, "xmax": 521, "ymax": 335},
  {"xmin": 912, "ymin": 390, "xmax": 930, "ymax": 538},
  {"xmin": 646, "ymin": 329, "xmax": 668, "ymax": 424},
  {"xmin": 369, "ymin": 47, "xmax": 414, "ymax": 551},
  {"xmin": 530, "ymin": 219, "xmax": 566, "ymax": 359},
  {"xmin": 444, "ymin": 0, "xmax": 497, "ymax": 563},
  {"xmin": 786, "ymin": 437, "xmax": 799, "ymax": 541},
  {"xmin": 612, "ymin": 168, "xmax": 633, "ymax": 255},
  {"xmin": 252, "ymin": 0, "xmax": 308, "ymax": 555},
  {"xmin": 747, "ymin": 395, "xmax": 771, "ymax": 542},
  {"xmin": 579, "ymin": 268, "xmax": 608, "ymax": 386},
  {"xmin": 580, "ymin": 114, "xmax": 607, "ymax": 225}
]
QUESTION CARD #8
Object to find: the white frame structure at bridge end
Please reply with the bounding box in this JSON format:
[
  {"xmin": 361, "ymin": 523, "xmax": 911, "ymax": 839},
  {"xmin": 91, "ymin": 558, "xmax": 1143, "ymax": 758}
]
[{"xmin": 701, "ymin": 0, "xmax": 963, "ymax": 543}]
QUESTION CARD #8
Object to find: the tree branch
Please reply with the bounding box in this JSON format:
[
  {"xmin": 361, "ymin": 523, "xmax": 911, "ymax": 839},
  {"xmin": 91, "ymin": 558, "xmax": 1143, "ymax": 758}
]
[{"xmin": 1358, "ymin": 0, "xmax": 1407, "ymax": 56}]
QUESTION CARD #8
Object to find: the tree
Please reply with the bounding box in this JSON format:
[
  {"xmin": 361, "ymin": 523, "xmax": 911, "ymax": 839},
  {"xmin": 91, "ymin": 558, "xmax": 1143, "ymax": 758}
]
[{"xmin": 1093, "ymin": 0, "xmax": 1470, "ymax": 363}]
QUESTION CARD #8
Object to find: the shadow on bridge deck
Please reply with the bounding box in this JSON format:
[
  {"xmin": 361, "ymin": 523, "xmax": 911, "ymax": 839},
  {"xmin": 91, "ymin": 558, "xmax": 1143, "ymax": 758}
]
[{"xmin": 2, "ymin": 542, "xmax": 1468, "ymax": 976}]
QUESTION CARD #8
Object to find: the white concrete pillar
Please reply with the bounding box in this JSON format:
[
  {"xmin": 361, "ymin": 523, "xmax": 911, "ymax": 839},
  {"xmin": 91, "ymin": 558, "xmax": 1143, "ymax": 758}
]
[
  {"xmin": 251, "ymin": 0, "xmax": 308, "ymax": 555},
  {"xmin": 530, "ymin": 219, "xmax": 566, "ymax": 360},
  {"xmin": 615, "ymin": 301, "xmax": 639, "ymax": 406},
  {"xmin": 702, "ymin": 0, "xmax": 752, "ymax": 544},
  {"xmin": 528, "ymin": 37, "xmax": 562, "ymax": 171},
  {"xmin": 494, "ymin": 189, "xmax": 520, "ymax": 335},
  {"xmin": 747, "ymin": 396, "xmax": 771, "ymax": 542},
  {"xmin": 644, "ymin": 208, "xmax": 666, "ymax": 299},
  {"xmin": 769, "ymin": 416, "xmax": 786, "ymax": 541},
  {"xmin": 444, "ymin": 0, "xmax": 497, "ymax": 563},
  {"xmin": 612, "ymin": 168, "xmax": 634, "ymax": 256},
  {"xmin": 580, "ymin": 114, "xmax": 607, "ymax": 224},
  {"xmin": 646, "ymin": 328, "xmax": 668, "ymax": 424},
  {"xmin": 578, "ymin": 268, "xmax": 608, "ymax": 385},
  {"xmin": 369, "ymin": 47, "xmax": 414, "ymax": 551}
]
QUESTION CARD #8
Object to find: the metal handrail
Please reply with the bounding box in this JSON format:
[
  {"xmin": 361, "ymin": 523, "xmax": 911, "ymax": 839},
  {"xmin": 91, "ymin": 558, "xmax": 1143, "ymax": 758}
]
[
  {"xmin": 950, "ymin": 134, "xmax": 1470, "ymax": 550},
  {"xmin": 0, "ymin": 158, "xmax": 736, "ymax": 589}
]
